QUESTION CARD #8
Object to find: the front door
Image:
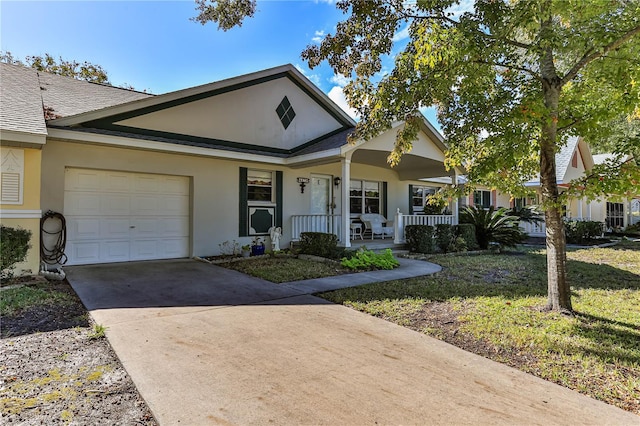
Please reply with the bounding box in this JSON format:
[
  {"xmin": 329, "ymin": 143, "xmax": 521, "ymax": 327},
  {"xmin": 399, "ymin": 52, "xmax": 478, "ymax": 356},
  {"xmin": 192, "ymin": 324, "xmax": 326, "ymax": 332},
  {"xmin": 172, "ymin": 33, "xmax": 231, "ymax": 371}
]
[{"xmin": 310, "ymin": 175, "xmax": 332, "ymax": 233}]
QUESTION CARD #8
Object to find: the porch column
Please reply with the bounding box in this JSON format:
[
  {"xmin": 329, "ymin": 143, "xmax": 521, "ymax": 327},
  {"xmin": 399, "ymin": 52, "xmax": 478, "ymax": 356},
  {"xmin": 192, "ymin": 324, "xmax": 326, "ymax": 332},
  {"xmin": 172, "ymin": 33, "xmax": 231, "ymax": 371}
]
[
  {"xmin": 452, "ymin": 172, "xmax": 459, "ymax": 225},
  {"xmin": 577, "ymin": 198, "xmax": 583, "ymax": 219},
  {"xmin": 341, "ymin": 155, "xmax": 352, "ymax": 247},
  {"xmin": 587, "ymin": 200, "xmax": 592, "ymax": 220}
]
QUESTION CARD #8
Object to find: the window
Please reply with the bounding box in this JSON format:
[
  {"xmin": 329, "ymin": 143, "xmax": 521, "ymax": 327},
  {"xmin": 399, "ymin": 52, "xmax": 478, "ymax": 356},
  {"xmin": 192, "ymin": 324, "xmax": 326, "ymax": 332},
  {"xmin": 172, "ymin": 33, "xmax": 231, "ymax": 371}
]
[
  {"xmin": 473, "ymin": 190, "xmax": 491, "ymax": 209},
  {"xmin": 240, "ymin": 168, "xmax": 282, "ymax": 237},
  {"xmin": 411, "ymin": 185, "xmax": 437, "ymax": 213},
  {"xmin": 350, "ymin": 180, "xmax": 381, "ymax": 216},
  {"xmin": 606, "ymin": 202, "xmax": 624, "ymax": 229},
  {"xmin": 247, "ymin": 170, "xmax": 273, "ymax": 202},
  {"xmin": 514, "ymin": 197, "xmax": 537, "ymax": 209},
  {"xmin": 275, "ymin": 96, "xmax": 296, "ymax": 129}
]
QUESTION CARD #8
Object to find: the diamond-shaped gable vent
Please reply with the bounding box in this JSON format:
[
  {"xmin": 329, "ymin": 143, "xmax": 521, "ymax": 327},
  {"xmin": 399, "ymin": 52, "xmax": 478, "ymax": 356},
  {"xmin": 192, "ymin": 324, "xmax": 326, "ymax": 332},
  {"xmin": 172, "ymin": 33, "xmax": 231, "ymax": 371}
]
[{"xmin": 276, "ymin": 96, "xmax": 296, "ymax": 129}]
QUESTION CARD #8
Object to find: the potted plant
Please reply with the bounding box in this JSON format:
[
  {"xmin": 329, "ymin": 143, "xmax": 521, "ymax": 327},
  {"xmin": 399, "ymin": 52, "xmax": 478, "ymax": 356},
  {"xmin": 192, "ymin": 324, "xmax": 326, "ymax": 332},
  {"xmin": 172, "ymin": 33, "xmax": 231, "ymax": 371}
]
[
  {"xmin": 251, "ymin": 237, "xmax": 265, "ymax": 256},
  {"xmin": 241, "ymin": 244, "xmax": 251, "ymax": 258}
]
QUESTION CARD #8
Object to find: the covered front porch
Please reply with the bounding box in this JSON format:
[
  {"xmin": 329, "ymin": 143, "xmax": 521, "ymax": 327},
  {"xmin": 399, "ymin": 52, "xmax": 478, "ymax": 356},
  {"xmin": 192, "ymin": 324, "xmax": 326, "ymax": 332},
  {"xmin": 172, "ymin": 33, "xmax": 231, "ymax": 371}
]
[
  {"xmin": 290, "ymin": 211, "xmax": 458, "ymax": 246},
  {"xmin": 287, "ymin": 119, "xmax": 461, "ymax": 248}
]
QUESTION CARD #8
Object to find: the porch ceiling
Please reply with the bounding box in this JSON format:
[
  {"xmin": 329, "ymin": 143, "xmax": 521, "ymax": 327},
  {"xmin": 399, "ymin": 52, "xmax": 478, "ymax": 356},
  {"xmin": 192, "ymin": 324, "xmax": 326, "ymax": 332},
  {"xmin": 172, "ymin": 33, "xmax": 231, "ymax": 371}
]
[{"xmin": 351, "ymin": 149, "xmax": 450, "ymax": 180}]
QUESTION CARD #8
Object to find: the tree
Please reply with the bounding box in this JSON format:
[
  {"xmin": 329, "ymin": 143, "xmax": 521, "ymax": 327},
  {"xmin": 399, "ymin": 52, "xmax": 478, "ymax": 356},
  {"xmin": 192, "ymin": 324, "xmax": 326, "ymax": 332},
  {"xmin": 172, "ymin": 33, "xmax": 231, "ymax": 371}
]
[
  {"xmin": 198, "ymin": 0, "xmax": 640, "ymax": 313},
  {"xmin": 1, "ymin": 51, "xmax": 110, "ymax": 84}
]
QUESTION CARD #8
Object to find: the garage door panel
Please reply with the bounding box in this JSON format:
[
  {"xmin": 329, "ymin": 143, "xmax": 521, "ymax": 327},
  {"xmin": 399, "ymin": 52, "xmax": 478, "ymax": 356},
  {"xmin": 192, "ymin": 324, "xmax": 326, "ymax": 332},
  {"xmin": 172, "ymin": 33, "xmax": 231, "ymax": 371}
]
[
  {"xmin": 163, "ymin": 177, "xmax": 190, "ymax": 195},
  {"xmin": 67, "ymin": 217, "xmax": 102, "ymax": 240},
  {"xmin": 64, "ymin": 192, "xmax": 102, "ymax": 215},
  {"xmin": 131, "ymin": 195, "xmax": 162, "ymax": 215},
  {"xmin": 161, "ymin": 238, "xmax": 190, "ymax": 257},
  {"xmin": 65, "ymin": 169, "xmax": 102, "ymax": 192},
  {"xmin": 133, "ymin": 175, "xmax": 162, "ymax": 194},
  {"xmin": 160, "ymin": 217, "xmax": 190, "ymax": 236},
  {"xmin": 160, "ymin": 195, "xmax": 189, "ymax": 215},
  {"xmin": 104, "ymin": 172, "xmax": 131, "ymax": 192},
  {"xmin": 64, "ymin": 168, "xmax": 190, "ymax": 265},
  {"xmin": 66, "ymin": 241, "xmax": 101, "ymax": 264},
  {"xmin": 130, "ymin": 240, "xmax": 159, "ymax": 260}
]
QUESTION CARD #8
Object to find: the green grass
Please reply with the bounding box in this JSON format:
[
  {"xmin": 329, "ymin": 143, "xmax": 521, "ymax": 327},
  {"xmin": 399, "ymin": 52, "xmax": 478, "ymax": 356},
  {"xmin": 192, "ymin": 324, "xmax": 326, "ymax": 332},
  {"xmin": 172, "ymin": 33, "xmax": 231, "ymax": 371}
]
[
  {"xmin": 1, "ymin": 283, "xmax": 76, "ymax": 316},
  {"xmin": 219, "ymin": 257, "xmax": 352, "ymax": 283},
  {"xmin": 318, "ymin": 240, "xmax": 640, "ymax": 414}
]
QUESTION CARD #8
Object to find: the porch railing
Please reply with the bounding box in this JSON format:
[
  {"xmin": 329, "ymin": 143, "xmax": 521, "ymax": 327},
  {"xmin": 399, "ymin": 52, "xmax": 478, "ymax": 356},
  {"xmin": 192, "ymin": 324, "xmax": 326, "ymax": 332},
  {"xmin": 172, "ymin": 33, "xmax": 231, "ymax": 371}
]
[
  {"xmin": 519, "ymin": 217, "xmax": 593, "ymax": 238},
  {"xmin": 393, "ymin": 210, "xmax": 457, "ymax": 244},
  {"xmin": 290, "ymin": 215, "xmax": 342, "ymax": 241}
]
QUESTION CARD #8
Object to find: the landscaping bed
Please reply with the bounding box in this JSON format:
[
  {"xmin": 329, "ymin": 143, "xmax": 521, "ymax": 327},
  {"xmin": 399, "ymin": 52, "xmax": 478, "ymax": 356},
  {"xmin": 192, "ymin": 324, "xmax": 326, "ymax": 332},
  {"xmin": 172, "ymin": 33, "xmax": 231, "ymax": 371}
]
[
  {"xmin": 318, "ymin": 240, "xmax": 640, "ymax": 414},
  {"xmin": 0, "ymin": 279, "xmax": 157, "ymax": 425}
]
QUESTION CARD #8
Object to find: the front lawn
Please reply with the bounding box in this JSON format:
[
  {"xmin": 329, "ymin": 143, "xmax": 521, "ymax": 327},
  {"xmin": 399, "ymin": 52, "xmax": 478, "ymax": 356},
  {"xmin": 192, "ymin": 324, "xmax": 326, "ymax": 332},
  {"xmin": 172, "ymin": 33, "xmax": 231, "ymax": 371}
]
[
  {"xmin": 218, "ymin": 256, "xmax": 352, "ymax": 283},
  {"xmin": 318, "ymin": 240, "xmax": 640, "ymax": 414}
]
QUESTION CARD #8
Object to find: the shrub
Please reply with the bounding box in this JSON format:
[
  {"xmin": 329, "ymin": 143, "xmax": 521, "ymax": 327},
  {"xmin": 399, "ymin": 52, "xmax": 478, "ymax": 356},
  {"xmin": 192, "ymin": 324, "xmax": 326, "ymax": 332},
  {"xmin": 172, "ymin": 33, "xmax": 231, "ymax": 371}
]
[
  {"xmin": 0, "ymin": 225, "xmax": 32, "ymax": 282},
  {"xmin": 507, "ymin": 206, "xmax": 544, "ymax": 224},
  {"xmin": 405, "ymin": 225, "xmax": 435, "ymax": 254},
  {"xmin": 450, "ymin": 236, "xmax": 468, "ymax": 252},
  {"xmin": 460, "ymin": 206, "xmax": 526, "ymax": 249},
  {"xmin": 341, "ymin": 248, "xmax": 399, "ymax": 271},
  {"xmin": 565, "ymin": 220, "xmax": 604, "ymax": 244},
  {"xmin": 423, "ymin": 194, "xmax": 447, "ymax": 215},
  {"xmin": 435, "ymin": 224, "xmax": 454, "ymax": 253},
  {"xmin": 454, "ymin": 223, "xmax": 478, "ymax": 250},
  {"xmin": 299, "ymin": 232, "xmax": 338, "ymax": 258}
]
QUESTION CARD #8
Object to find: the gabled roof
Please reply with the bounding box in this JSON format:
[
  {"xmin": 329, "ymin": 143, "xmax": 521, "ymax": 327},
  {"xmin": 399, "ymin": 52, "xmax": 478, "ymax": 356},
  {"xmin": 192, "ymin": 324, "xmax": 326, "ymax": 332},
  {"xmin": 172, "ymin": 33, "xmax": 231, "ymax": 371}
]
[
  {"xmin": 0, "ymin": 63, "xmax": 47, "ymax": 137},
  {"xmin": 37, "ymin": 69, "xmax": 152, "ymax": 118},
  {"xmin": 525, "ymin": 136, "xmax": 594, "ymax": 186},
  {"xmin": 47, "ymin": 64, "xmax": 356, "ymax": 158},
  {"xmin": 49, "ymin": 64, "xmax": 355, "ymax": 128},
  {"xmin": 0, "ymin": 62, "xmax": 151, "ymax": 144}
]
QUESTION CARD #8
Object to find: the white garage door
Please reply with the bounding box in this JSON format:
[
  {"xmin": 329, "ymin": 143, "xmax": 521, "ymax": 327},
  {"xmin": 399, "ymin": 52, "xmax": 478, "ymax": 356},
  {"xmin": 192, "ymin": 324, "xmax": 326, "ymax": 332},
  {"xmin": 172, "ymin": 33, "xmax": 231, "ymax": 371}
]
[{"xmin": 64, "ymin": 168, "xmax": 190, "ymax": 265}]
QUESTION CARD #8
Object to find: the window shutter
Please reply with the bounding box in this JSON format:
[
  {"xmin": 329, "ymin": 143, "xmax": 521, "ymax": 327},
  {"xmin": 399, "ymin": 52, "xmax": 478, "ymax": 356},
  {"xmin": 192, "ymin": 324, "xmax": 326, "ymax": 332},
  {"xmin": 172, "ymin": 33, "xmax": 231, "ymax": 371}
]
[
  {"xmin": 408, "ymin": 184, "xmax": 414, "ymax": 215},
  {"xmin": 239, "ymin": 167, "xmax": 248, "ymax": 236},
  {"xmin": 275, "ymin": 171, "xmax": 283, "ymax": 227},
  {"xmin": 382, "ymin": 182, "xmax": 388, "ymax": 218}
]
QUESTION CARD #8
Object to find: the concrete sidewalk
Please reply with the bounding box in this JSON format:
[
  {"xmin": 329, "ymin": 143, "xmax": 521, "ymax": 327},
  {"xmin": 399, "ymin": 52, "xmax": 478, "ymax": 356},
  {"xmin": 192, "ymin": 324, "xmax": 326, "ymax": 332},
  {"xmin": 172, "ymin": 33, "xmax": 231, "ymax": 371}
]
[{"xmin": 67, "ymin": 259, "xmax": 638, "ymax": 425}]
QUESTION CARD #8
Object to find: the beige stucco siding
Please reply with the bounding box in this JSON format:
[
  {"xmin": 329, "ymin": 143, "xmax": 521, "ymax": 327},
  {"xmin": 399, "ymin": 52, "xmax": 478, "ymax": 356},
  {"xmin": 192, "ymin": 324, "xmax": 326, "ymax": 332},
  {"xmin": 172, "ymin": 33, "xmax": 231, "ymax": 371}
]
[
  {"xmin": 41, "ymin": 139, "xmax": 441, "ymax": 257},
  {"xmin": 1, "ymin": 147, "xmax": 42, "ymax": 276},
  {"xmin": 116, "ymin": 78, "xmax": 343, "ymax": 151}
]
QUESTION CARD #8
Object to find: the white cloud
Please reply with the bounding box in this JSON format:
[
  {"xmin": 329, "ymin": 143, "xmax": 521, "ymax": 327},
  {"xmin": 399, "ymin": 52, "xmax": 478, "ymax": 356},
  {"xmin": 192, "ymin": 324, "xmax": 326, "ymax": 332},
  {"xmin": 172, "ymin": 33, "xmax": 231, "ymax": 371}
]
[
  {"xmin": 446, "ymin": 0, "xmax": 475, "ymax": 19},
  {"xmin": 327, "ymin": 86, "xmax": 358, "ymax": 119},
  {"xmin": 294, "ymin": 64, "xmax": 320, "ymax": 86},
  {"xmin": 329, "ymin": 73, "xmax": 350, "ymax": 87},
  {"xmin": 392, "ymin": 25, "xmax": 410, "ymax": 43},
  {"xmin": 311, "ymin": 30, "xmax": 325, "ymax": 44}
]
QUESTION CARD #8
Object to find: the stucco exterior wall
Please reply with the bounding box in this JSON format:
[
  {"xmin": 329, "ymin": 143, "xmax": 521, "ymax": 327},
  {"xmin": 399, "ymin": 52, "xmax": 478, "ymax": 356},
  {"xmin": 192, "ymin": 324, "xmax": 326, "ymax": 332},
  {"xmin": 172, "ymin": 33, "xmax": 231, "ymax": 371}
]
[
  {"xmin": 41, "ymin": 139, "xmax": 439, "ymax": 257},
  {"xmin": 0, "ymin": 146, "xmax": 42, "ymax": 276}
]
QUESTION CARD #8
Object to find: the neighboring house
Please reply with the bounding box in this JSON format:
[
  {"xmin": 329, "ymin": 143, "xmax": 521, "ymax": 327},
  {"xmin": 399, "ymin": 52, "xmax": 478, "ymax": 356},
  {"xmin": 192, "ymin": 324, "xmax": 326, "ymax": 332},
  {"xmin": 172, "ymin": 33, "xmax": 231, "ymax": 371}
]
[
  {"xmin": 457, "ymin": 136, "xmax": 636, "ymax": 235},
  {"xmin": 1, "ymin": 62, "xmax": 459, "ymax": 274}
]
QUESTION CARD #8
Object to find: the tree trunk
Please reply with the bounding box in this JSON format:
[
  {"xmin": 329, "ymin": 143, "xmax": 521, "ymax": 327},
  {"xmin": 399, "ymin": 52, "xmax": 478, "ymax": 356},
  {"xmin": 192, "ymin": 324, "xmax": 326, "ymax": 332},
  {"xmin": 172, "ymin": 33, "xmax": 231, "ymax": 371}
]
[{"xmin": 540, "ymin": 44, "xmax": 572, "ymax": 313}]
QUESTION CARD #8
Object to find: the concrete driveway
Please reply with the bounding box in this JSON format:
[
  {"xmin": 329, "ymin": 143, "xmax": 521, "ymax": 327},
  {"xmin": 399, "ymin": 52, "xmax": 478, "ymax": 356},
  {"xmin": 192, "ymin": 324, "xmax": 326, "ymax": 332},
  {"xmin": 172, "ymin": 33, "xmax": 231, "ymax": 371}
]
[{"xmin": 67, "ymin": 259, "xmax": 638, "ymax": 425}]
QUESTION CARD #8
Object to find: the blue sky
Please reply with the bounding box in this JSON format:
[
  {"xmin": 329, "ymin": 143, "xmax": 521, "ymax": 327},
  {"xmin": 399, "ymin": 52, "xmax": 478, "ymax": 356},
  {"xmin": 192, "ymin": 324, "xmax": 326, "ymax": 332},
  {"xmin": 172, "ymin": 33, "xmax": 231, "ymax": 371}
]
[{"xmin": 1, "ymin": 0, "xmax": 440, "ymax": 128}]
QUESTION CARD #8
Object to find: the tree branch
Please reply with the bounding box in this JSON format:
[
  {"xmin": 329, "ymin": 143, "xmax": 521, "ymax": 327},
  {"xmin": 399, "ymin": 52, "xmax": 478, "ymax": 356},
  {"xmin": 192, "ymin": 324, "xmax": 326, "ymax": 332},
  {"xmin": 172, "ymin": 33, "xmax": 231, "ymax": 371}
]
[
  {"xmin": 561, "ymin": 25, "xmax": 640, "ymax": 86},
  {"xmin": 474, "ymin": 60, "xmax": 541, "ymax": 81},
  {"xmin": 397, "ymin": 9, "xmax": 532, "ymax": 50}
]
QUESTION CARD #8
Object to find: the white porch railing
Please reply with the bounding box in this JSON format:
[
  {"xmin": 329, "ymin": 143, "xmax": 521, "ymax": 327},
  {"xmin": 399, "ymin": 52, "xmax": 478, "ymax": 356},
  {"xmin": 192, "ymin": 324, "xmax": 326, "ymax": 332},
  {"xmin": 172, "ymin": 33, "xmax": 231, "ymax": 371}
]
[
  {"xmin": 519, "ymin": 217, "xmax": 593, "ymax": 237},
  {"xmin": 291, "ymin": 215, "xmax": 342, "ymax": 241},
  {"xmin": 393, "ymin": 210, "xmax": 457, "ymax": 243},
  {"xmin": 519, "ymin": 221, "xmax": 546, "ymax": 237}
]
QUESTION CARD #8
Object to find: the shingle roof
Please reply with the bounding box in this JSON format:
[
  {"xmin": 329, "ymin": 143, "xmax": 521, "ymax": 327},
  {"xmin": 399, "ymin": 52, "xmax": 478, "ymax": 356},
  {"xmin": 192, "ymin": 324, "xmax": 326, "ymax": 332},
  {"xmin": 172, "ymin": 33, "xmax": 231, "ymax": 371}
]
[
  {"xmin": 555, "ymin": 135, "xmax": 580, "ymax": 182},
  {"xmin": 0, "ymin": 62, "xmax": 152, "ymax": 136},
  {"xmin": 38, "ymin": 71, "xmax": 152, "ymax": 118},
  {"xmin": 592, "ymin": 153, "xmax": 616, "ymax": 165},
  {"xmin": 0, "ymin": 63, "xmax": 47, "ymax": 135},
  {"xmin": 290, "ymin": 128, "xmax": 352, "ymax": 157}
]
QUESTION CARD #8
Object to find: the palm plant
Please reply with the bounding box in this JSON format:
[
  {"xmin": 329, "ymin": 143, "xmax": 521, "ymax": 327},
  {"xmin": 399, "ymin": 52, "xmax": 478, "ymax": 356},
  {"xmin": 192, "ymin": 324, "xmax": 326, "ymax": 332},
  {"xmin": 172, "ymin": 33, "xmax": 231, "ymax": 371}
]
[{"xmin": 460, "ymin": 206, "xmax": 526, "ymax": 250}]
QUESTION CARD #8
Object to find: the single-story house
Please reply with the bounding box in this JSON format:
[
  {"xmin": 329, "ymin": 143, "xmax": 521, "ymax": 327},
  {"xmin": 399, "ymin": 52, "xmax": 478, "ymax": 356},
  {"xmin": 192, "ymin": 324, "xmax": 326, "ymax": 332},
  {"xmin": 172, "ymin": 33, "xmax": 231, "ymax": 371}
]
[
  {"xmin": 458, "ymin": 136, "xmax": 637, "ymax": 235},
  {"xmin": 1, "ymin": 62, "xmax": 460, "ymax": 275}
]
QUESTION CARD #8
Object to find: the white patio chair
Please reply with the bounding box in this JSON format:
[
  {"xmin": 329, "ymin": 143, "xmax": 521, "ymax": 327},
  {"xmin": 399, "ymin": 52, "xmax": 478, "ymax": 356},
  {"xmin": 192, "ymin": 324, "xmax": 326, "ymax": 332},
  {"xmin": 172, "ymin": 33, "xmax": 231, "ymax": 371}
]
[{"xmin": 360, "ymin": 214, "xmax": 394, "ymax": 239}]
